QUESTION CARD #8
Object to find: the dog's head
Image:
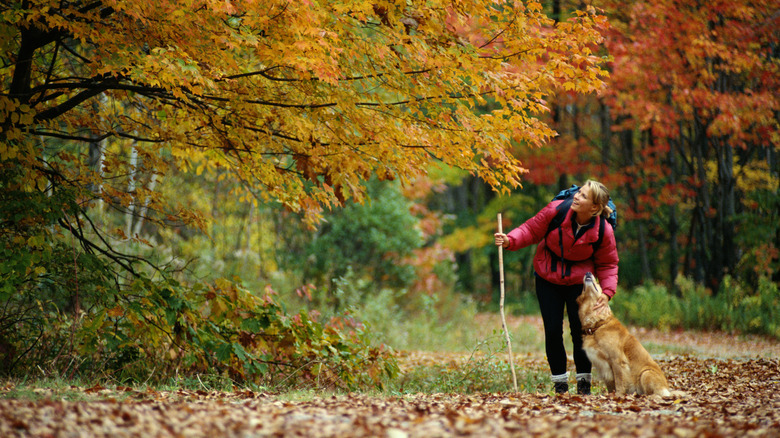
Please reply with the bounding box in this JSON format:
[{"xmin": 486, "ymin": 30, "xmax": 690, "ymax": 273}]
[
  {"xmin": 577, "ymin": 272, "xmax": 611, "ymax": 324},
  {"xmin": 580, "ymin": 272, "xmax": 602, "ymax": 301}
]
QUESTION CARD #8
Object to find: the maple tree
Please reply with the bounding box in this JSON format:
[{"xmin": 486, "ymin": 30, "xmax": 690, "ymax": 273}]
[
  {"xmin": 1, "ymin": 1, "xmax": 609, "ymax": 381},
  {"xmin": 0, "ymin": 0, "xmax": 611, "ymax": 276},
  {"xmin": 598, "ymin": 0, "xmax": 780, "ymax": 291},
  {"xmin": 2, "ymin": 0, "xmax": 607, "ymax": 225}
]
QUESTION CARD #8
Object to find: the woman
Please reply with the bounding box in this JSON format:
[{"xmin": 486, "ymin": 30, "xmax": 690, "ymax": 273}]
[{"xmin": 494, "ymin": 180, "xmax": 618, "ymax": 395}]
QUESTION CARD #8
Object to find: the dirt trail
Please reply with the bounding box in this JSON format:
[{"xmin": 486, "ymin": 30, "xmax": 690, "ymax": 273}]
[{"xmin": 497, "ymin": 313, "xmax": 780, "ymax": 359}]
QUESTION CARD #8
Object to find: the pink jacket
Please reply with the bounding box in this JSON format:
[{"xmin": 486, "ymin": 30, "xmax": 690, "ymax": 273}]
[{"xmin": 505, "ymin": 200, "xmax": 619, "ymax": 297}]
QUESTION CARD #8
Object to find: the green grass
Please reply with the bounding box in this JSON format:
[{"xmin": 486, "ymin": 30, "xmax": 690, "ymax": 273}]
[
  {"xmin": 392, "ymin": 356, "xmax": 549, "ymax": 394},
  {"xmin": 157, "ymin": 373, "xmax": 242, "ymax": 392},
  {"xmin": 641, "ymin": 342, "xmax": 698, "ymax": 357},
  {"xmin": 0, "ymin": 377, "xmax": 131, "ymax": 402}
]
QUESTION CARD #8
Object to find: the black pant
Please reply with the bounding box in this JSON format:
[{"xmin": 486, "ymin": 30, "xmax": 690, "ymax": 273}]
[{"xmin": 535, "ymin": 275, "xmax": 591, "ymax": 376}]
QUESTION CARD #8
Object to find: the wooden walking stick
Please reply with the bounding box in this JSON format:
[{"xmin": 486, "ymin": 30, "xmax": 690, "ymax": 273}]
[{"xmin": 497, "ymin": 213, "xmax": 519, "ymax": 392}]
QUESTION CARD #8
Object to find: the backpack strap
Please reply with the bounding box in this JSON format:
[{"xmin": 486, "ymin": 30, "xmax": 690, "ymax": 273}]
[
  {"xmin": 545, "ymin": 198, "xmax": 573, "ymax": 237},
  {"xmin": 593, "ymin": 216, "xmax": 606, "ymax": 253},
  {"xmin": 545, "ymin": 198, "xmax": 572, "ymax": 277}
]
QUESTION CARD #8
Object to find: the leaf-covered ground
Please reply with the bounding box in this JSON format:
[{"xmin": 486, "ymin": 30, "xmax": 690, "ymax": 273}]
[{"xmin": 2, "ymin": 316, "xmax": 779, "ymax": 437}]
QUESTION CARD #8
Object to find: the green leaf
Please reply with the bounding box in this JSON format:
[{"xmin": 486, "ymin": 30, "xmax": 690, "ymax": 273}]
[
  {"xmin": 232, "ymin": 343, "xmax": 247, "ymax": 361},
  {"xmin": 241, "ymin": 318, "xmax": 261, "ymax": 332},
  {"xmin": 215, "ymin": 342, "xmax": 233, "ymax": 362}
]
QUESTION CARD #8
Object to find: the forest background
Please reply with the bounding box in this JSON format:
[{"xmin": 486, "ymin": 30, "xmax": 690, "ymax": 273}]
[{"xmin": 1, "ymin": 0, "xmax": 778, "ymax": 391}]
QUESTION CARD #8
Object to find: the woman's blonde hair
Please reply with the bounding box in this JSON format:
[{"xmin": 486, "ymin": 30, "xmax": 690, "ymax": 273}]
[{"xmin": 583, "ymin": 180, "xmax": 613, "ymax": 218}]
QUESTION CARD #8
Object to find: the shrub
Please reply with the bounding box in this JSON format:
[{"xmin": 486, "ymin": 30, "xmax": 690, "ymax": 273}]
[
  {"xmin": 611, "ymin": 282, "xmax": 684, "ymax": 331},
  {"xmin": 305, "ymin": 179, "xmax": 423, "ymax": 294},
  {"xmin": 1, "ymin": 260, "xmax": 398, "ymax": 390},
  {"xmin": 680, "ymin": 275, "xmax": 780, "ymax": 337},
  {"xmin": 611, "ymin": 275, "xmax": 779, "ymax": 339}
]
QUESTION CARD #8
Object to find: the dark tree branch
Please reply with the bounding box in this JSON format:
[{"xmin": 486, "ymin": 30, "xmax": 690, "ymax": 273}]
[
  {"xmin": 223, "ymin": 66, "xmax": 433, "ymax": 82},
  {"xmin": 34, "ymin": 83, "xmax": 114, "ymax": 122},
  {"xmin": 28, "ymin": 80, "xmax": 167, "ymax": 96},
  {"xmin": 9, "ymin": 28, "xmax": 53, "ymax": 102},
  {"xmin": 31, "ymin": 130, "xmax": 114, "ymax": 142},
  {"xmin": 56, "ymin": 38, "xmax": 93, "ymax": 65}
]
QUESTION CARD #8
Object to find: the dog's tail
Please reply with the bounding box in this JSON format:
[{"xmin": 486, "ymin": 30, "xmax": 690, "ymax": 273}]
[
  {"xmin": 651, "ymin": 386, "xmax": 687, "ymax": 399},
  {"xmin": 639, "ymin": 368, "xmax": 687, "ymax": 398},
  {"xmin": 639, "ymin": 368, "xmax": 669, "ymax": 395}
]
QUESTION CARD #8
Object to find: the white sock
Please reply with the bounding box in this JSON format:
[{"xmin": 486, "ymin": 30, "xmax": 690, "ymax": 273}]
[
  {"xmin": 576, "ymin": 373, "xmax": 592, "ymax": 382},
  {"xmin": 551, "ymin": 372, "xmax": 569, "ymax": 383}
]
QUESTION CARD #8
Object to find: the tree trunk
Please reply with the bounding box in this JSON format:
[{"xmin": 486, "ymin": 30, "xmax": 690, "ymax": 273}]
[
  {"xmin": 619, "ymin": 125, "xmax": 652, "ymax": 282},
  {"xmin": 667, "ymin": 132, "xmax": 680, "ymax": 295},
  {"xmin": 691, "ymin": 114, "xmax": 711, "ymax": 287},
  {"xmin": 571, "ymin": 101, "xmax": 581, "ymax": 141},
  {"xmin": 88, "ymin": 138, "xmax": 104, "ymax": 204},
  {"xmin": 88, "ymin": 98, "xmax": 107, "ymax": 211},
  {"xmin": 713, "ymin": 67, "xmax": 738, "ymax": 288},
  {"xmin": 133, "ymin": 172, "xmax": 157, "ymax": 237},
  {"xmin": 126, "ymin": 142, "xmax": 138, "ymax": 238},
  {"xmin": 8, "ymin": 29, "xmax": 39, "ymax": 103},
  {"xmin": 770, "ymin": 141, "xmax": 780, "ymax": 283},
  {"xmin": 716, "ymin": 137, "xmax": 737, "ymax": 284},
  {"xmin": 600, "ymin": 100, "xmax": 611, "ymax": 166}
]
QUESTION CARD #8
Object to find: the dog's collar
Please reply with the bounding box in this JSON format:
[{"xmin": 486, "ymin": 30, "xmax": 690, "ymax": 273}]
[{"xmin": 583, "ymin": 320, "xmax": 607, "ymax": 336}]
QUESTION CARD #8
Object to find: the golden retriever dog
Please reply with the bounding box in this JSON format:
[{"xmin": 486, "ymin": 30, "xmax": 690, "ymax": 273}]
[{"xmin": 577, "ymin": 272, "xmax": 684, "ymax": 398}]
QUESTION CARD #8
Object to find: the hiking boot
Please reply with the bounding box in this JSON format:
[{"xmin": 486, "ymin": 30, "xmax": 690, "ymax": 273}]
[
  {"xmin": 577, "ymin": 378, "xmax": 591, "ymax": 395},
  {"xmin": 554, "ymin": 382, "xmax": 569, "ymax": 394}
]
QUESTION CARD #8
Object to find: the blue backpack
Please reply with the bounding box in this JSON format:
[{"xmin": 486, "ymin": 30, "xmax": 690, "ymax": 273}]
[{"xmin": 545, "ymin": 184, "xmax": 617, "ymax": 253}]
